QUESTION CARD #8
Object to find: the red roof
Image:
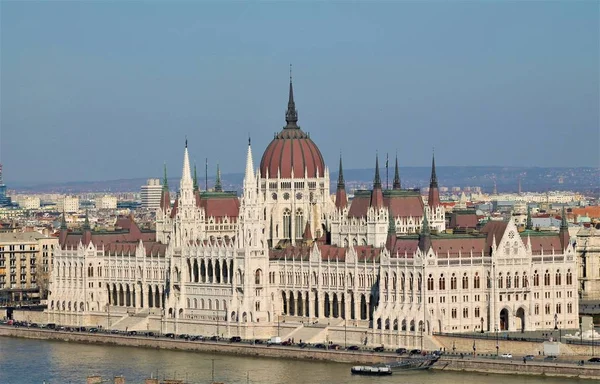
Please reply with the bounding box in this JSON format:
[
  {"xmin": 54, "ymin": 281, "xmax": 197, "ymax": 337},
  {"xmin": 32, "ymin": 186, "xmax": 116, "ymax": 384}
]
[
  {"xmin": 269, "ymin": 244, "xmax": 381, "ymax": 262},
  {"xmin": 200, "ymin": 194, "xmax": 240, "ymax": 222},
  {"xmin": 348, "ymin": 190, "xmax": 424, "ymax": 218},
  {"xmin": 259, "ymin": 128, "xmax": 325, "ymax": 179},
  {"xmin": 449, "ymin": 212, "xmax": 479, "ymax": 229}
]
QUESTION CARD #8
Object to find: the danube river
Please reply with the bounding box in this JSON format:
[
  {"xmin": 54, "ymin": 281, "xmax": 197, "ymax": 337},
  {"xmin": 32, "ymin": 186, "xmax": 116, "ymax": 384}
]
[{"xmin": 0, "ymin": 337, "xmax": 588, "ymax": 384}]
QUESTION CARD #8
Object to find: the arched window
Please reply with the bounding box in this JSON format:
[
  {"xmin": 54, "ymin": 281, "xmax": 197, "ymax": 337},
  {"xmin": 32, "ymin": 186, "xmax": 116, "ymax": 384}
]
[
  {"xmin": 439, "ymin": 274, "xmax": 445, "ymax": 290},
  {"xmin": 514, "ymin": 272, "xmax": 520, "ymax": 288},
  {"xmin": 506, "ymin": 273, "xmax": 511, "ymax": 288},
  {"xmin": 555, "ymin": 270, "xmax": 561, "ymax": 286},
  {"xmin": 295, "ymin": 209, "xmax": 304, "ymax": 239},
  {"xmin": 462, "ymin": 273, "xmax": 468, "ymax": 289},
  {"xmin": 427, "ymin": 275, "xmax": 434, "ymax": 291},
  {"xmin": 544, "ymin": 270, "xmax": 550, "ymax": 286},
  {"xmin": 498, "ymin": 273, "xmax": 503, "ymax": 289},
  {"xmin": 450, "ymin": 274, "xmax": 457, "ymax": 290},
  {"xmin": 283, "ymin": 209, "xmax": 291, "ymax": 239},
  {"xmin": 566, "ymin": 269, "xmax": 573, "ymax": 285},
  {"xmin": 533, "ymin": 270, "xmax": 539, "ymax": 286},
  {"xmin": 474, "ymin": 273, "xmax": 480, "ymax": 289},
  {"xmin": 255, "ymin": 269, "xmax": 262, "ymax": 285}
]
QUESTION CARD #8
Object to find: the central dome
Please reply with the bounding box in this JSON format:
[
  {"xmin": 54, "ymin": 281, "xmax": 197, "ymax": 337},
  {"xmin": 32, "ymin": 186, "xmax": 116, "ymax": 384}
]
[{"xmin": 260, "ymin": 80, "xmax": 325, "ymax": 179}]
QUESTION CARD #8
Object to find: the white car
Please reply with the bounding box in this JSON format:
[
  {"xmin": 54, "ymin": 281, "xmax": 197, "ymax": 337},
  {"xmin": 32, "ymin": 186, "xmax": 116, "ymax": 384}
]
[{"xmin": 500, "ymin": 353, "xmax": 513, "ymax": 358}]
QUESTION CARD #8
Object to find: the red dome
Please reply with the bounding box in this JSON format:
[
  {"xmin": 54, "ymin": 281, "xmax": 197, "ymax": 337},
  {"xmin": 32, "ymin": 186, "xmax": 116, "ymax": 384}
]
[{"xmin": 260, "ymin": 127, "xmax": 325, "ymax": 179}]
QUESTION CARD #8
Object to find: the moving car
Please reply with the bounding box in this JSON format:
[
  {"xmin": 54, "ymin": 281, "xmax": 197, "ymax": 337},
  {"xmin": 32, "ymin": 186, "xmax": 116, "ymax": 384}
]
[
  {"xmin": 588, "ymin": 357, "xmax": 600, "ymax": 363},
  {"xmin": 230, "ymin": 336, "xmax": 242, "ymax": 342},
  {"xmin": 500, "ymin": 353, "xmax": 513, "ymax": 358},
  {"xmin": 347, "ymin": 345, "xmax": 360, "ymax": 351},
  {"xmin": 524, "ymin": 355, "xmax": 534, "ymax": 360},
  {"xmin": 396, "ymin": 348, "xmax": 408, "ymax": 355}
]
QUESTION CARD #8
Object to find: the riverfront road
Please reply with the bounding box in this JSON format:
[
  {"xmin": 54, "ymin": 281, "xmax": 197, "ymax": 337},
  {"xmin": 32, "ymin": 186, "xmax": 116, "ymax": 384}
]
[{"xmin": 1, "ymin": 325, "xmax": 600, "ymax": 380}]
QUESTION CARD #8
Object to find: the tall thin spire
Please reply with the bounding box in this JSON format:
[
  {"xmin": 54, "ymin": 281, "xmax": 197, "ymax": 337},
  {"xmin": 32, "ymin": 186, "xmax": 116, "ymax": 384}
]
[
  {"xmin": 60, "ymin": 209, "xmax": 67, "ymax": 230},
  {"xmin": 193, "ymin": 163, "xmax": 199, "ymax": 191},
  {"xmin": 393, "ymin": 153, "xmax": 401, "ymax": 190},
  {"xmin": 430, "ymin": 151, "xmax": 438, "ymax": 188},
  {"xmin": 214, "ymin": 164, "xmax": 222, "ymax": 192},
  {"xmin": 180, "ymin": 139, "xmax": 193, "ymax": 188},
  {"xmin": 335, "ymin": 153, "xmax": 347, "ymax": 210},
  {"xmin": 418, "ymin": 212, "xmax": 432, "ymax": 252},
  {"xmin": 244, "ymin": 139, "xmax": 255, "ymax": 183},
  {"xmin": 337, "ymin": 153, "xmax": 345, "ymax": 188},
  {"xmin": 427, "ymin": 152, "xmax": 441, "ymax": 207},
  {"xmin": 163, "ymin": 163, "xmax": 169, "ymax": 190},
  {"xmin": 285, "ymin": 64, "xmax": 299, "ymax": 128},
  {"xmin": 560, "ymin": 206, "xmax": 568, "ymax": 229},
  {"xmin": 373, "ymin": 153, "xmax": 382, "ymax": 189},
  {"xmin": 559, "ymin": 206, "xmax": 570, "ymax": 250}
]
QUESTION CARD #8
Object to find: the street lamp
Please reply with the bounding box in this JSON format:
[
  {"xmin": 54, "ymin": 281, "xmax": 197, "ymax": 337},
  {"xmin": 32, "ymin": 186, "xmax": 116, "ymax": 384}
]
[
  {"xmin": 480, "ymin": 317, "xmax": 484, "ymax": 334},
  {"xmin": 277, "ymin": 314, "xmax": 280, "ymax": 337},
  {"xmin": 554, "ymin": 313, "xmax": 558, "ymax": 330},
  {"xmin": 344, "ymin": 318, "xmax": 347, "ymax": 349}
]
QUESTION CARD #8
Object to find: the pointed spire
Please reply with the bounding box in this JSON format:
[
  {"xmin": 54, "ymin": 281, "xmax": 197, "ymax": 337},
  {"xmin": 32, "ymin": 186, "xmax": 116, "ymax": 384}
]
[
  {"xmin": 193, "ymin": 163, "xmax": 199, "ymax": 191},
  {"xmin": 285, "ymin": 64, "xmax": 299, "ymax": 128},
  {"xmin": 418, "ymin": 212, "xmax": 432, "ymax": 252},
  {"xmin": 60, "ymin": 209, "xmax": 67, "ymax": 230},
  {"xmin": 526, "ymin": 205, "xmax": 532, "ymax": 230},
  {"xmin": 427, "ymin": 152, "xmax": 441, "ymax": 208},
  {"xmin": 559, "ymin": 206, "xmax": 570, "ymax": 250},
  {"xmin": 163, "ymin": 163, "xmax": 169, "ymax": 190},
  {"xmin": 215, "ymin": 164, "xmax": 223, "ymax": 192},
  {"xmin": 388, "ymin": 211, "xmax": 396, "ymax": 234},
  {"xmin": 430, "ymin": 151, "xmax": 438, "ymax": 188},
  {"xmin": 302, "ymin": 221, "xmax": 313, "ymax": 241},
  {"xmin": 373, "ymin": 153, "xmax": 382, "ymax": 189},
  {"xmin": 560, "ymin": 206, "xmax": 568, "ymax": 229},
  {"xmin": 180, "ymin": 140, "xmax": 193, "ymax": 188},
  {"xmin": 244, "ymin": 139, "xmax": 255, "ymax": 184},
  {"xmin": 393, "ymin": 153, "xmax": 401, "ymax": 190},
  {"xmin": 335, "ymin": 153, "xmax": 347, "ymax": 210},
  {"xmin": 337, "ymin": 153, "xmax": 345, "ymax": 189}
]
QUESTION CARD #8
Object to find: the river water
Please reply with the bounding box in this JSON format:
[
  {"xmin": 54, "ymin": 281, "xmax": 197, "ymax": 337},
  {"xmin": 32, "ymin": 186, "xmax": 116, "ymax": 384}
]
[{"xmin": 0, "ymin": 337, "xmax": 586, "ymax": 384}]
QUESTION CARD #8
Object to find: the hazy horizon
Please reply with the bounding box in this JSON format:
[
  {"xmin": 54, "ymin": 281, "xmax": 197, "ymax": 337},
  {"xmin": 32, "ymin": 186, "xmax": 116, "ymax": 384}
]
[{"xmin": 1, "ymin": 1, "xmax": 598, "ymax": 184}]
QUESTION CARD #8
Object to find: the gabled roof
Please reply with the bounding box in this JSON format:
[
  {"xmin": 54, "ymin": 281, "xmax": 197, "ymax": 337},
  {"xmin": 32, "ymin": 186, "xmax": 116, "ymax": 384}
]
[
  {"xmin": 347, "ymin": 189, "xmax": 424, "ymax": 219},
  {"xmin": 199, "ymin": 191, "xmax": 240, "ymax": 222}
]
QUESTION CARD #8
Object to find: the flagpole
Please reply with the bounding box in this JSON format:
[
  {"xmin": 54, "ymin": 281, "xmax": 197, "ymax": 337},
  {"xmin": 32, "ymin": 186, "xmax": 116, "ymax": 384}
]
[{"xmin": 386, "ymin": 153, "xmax": 389, "ymax": 190}]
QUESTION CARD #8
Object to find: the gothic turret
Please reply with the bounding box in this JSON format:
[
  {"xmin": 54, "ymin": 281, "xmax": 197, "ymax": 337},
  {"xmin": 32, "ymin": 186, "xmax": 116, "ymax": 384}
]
[
  {"xmin": 370, "ymin": 154, "xmax": 384, "ymax": 208},
  {"xmin": 285, "ymin": 69, "xmax": 298, "ymax": 128},
  {"xmin": 427, "ymin": 153, "xmax": 441, "ymax": 208},
  {"xmin": 392, "ymin": 154, "xmax": 401, "ymax": 190},
  {"xmin": 335, "ymin": 154, "xmax": 347, "ymax": 210}
]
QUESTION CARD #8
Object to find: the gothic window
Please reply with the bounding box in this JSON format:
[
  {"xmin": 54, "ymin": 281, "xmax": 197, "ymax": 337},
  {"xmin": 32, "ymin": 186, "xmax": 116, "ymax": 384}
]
[
  {"xmin": 512, "ymin": 241, "xmax": 519, "ymax": 255},
  {"xmin": 514, "ymin": 273, "xmax": 519, "ymax": 288},
  {"xmin": 255, "ymin": 269, "xmax": 262, "ymax": 285},
  {"xmin": 555, "ymin": 270, "xmax": 561, "ymax": 286},
  {"xmin": 463, "ymin": 308, "xmax": 468, "ymax": 318},
  {"xmin": 544, "ymin": 270, "xmax": 550, "ymax": 286},
  {"xmin": 566, "ymin": 269, "xmax": 572, "ymax": 285},
  {"xmin": 506, "ymin": 273, "xmax": 511, "ymax": 288},
  {"xmin": 295, "ymin": 209, "xmax": 304, "ymax": 239},
  {"xmin": 451, "ymin": 308, "xmax": 457, "ymax": 319},
  {"xmin": 462, "ymin": 273, "xmax": 468, "ymax": 289},
  {"xmin": 533, "ymin": 270, "xmax": 539, "ymax": 286},
  {"xmin": 450, "ymin": 274, "xmax": 457, "ymax": 290},
  {"xmin": 474, "ymin": 273, "xmax": 480, "ymax": 289},
  {"xmin": 474, "ymin": 307, "xmax": 480, "ymax": 318},
  {"xmin": 427, "ymin": 275, "xmax": 434, "ymax": 291},
  {"xmin": 498, "ymin": 273, "xmax": 503, "ymax": 289},
  {"xmin": 283, "ymin": 209, "xmax": 291, "ymax": 239},
  {"xmin": 439, "ymin": 274, "xmax": 445, "ymax": 290}
]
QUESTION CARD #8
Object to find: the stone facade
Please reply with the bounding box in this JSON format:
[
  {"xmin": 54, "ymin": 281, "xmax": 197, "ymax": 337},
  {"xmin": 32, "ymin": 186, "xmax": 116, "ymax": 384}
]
[{"xmin": 577, "ymin": 226, "xmax": 600, "ymax": 300}]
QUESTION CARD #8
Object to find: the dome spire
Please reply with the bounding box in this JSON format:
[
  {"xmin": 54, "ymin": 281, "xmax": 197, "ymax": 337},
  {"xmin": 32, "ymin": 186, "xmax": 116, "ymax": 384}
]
[{"xmin": 285, "ymin": 64, "xmax": 299, "ymax": 128}]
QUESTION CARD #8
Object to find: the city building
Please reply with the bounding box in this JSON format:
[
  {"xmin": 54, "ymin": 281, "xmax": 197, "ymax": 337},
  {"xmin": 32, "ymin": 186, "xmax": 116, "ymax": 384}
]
[
  {"xmin": 96, "ymin": 195, "xmax": 118, "ymax": 210},
  {"xmin": 0, "ymin": 231, "xmax": 58, "ymax": 304},
  {"xmin": 47, "ymin": 78, "xmax": 578, "ymax": 348},
  {"xmin": 14, "ymin": 196, "xmax": 41, "ymax": 210},
  {"xmin": 140, "ymin": 178, "xmax": 163, "ymax": 210},
  {"xmin": 576, "ymin": 225, "xmax": 600, "ymax": 301},
  {"xmin": 57, "ymin": 196, "xmax": 80, "ymax": 214},
  {"xmin": 0, "ymin": 164, "xmax": 12, "ymax": 207}
]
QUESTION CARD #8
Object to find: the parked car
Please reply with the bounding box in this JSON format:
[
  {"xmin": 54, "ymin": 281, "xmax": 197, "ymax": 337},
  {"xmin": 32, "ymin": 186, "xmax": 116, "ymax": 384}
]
[
  {"xmin": 281, "ymin": 340, "xmax": 292, "ymax": 346},
  {"xmin": 329, "ymin": 344, "xmax": 341, "ymax": 350},
  {"xmin": 524, "ymin": 355, "xmax": 535, "ymax": 360},
  {"xmin": 178, "ymin": 334, "xmax": 189, "ymax": 339},
  {"xmin": 314, "ymin": 343, "xmax": 327, "ymax": 349},
  {"xmin": 373, "ymin": 346, "xmax": 385, "ymax": 352},
  {"xmin": 347, "ymin": 345, "xmax": 360, "ymax": 351},
  {"xmin": 588, "ymin": 357, "xmax": 600, "ymax": 363},
  {"xmin": 253, "ymin": 339, "xmax": 264, "ymax": 344},
  {"xmin": 500, "ymin": 353, "xmax": 513, "ymax": 359},
  {"xmin": 89, "ymin": 328, "xmax": 99, "ymax": 333},
  {"xmin": 396, "ymin": 348, "xmax": 408, "ymax": 355},
  {"xmin": 127, "ymin": 331, "xmax": 137, "ymax": 336},
  {"xmin": 298, "ymin": 342, "xmax": 308, "ymax": 348},
  {"xmin": 164, "ymin": 333, "xmax": 175, "ymax": 338},
  {"xmin": 190, "ymin": 335, "xmax": 204, "ymax": 341},
  {"xmin": 544, "ymin": 355, "xmax": 557, "ymax": 361},
  {"xmin": 230, "ymin": 336, "xmax": 242, "ymax": 342},
  {"xmin": 209, "ymin": 335, "xmax": 219, "ymax": 341},
  {"xmin": 409, "ymin": 349, "xmax": 422, "ymax": 355}
]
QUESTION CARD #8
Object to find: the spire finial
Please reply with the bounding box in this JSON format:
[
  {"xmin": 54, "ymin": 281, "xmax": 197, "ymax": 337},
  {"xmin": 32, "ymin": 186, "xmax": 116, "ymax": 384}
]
[
  {"xmin": 185, "ymin": 136, "xmax": 188, "ymax": 148},
  {"xmin": 60, "ymin": 208, "xmax": 67, "ymax": 230},
  {"xmin": 393, "ymin": 152, "xmax": 401, "ymax": 190},
  {"xmin": 373, "ymin": 152, "xmax": 382, "ymax": 189},
  {"xmin": 248, "ymin": 134, "xmax": 251, "ymax": 146},
  {"xmin": 285, "ymin": 66, "xmax": 298, "ymax": 128}
]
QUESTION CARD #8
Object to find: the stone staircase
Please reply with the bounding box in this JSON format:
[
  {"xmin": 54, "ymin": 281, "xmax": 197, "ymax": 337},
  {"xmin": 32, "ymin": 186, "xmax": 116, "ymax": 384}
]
[
  {"xmin": 283, "ymin": 322, "xmax": 329, "ymax": 343},
  {"xmin": 110, "ymin": 313, "xmax": 149, "ymax": 332}
]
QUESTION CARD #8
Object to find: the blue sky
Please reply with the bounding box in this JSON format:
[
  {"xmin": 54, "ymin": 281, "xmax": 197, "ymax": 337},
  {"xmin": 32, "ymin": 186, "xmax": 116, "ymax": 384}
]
[{"xmin": 1, "ymin": 1, "xmax": 598, "ymax": 183}]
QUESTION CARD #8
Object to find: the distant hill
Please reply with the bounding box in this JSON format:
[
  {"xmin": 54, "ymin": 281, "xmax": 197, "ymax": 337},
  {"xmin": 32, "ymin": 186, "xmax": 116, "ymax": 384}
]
[{"xmin": 9, "ymin": 167, "xmax": 599, "ymax": 195}]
